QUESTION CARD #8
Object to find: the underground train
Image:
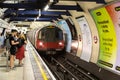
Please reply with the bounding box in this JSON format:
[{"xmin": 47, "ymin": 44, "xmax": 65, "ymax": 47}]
[{"xmin": 27, "ymin": 24, "xmax": 65, "ymax": 54}]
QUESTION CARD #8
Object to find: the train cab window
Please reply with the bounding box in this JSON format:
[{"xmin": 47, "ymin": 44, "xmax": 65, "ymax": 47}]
[
  {"xmin": 38, "ymin": 27, "xmax": 63, "ymax": 42},
  {"xmin": 45, "ymin": 29, "xmax": 55, "ymax": 42},
  {"xmin": 41, "ymin": 32, "xmax": 45, "ymax": 40},
  {"xmin": 38, "ymin": 31, "xmax": 42, "ymax": 39},
  {"xmin": 38, "ymin": 31, "xmax": 45, "ymax": 40},
  {"xmin": 56, "ymin": 30, "xmax": 63, "ymax": 40}
]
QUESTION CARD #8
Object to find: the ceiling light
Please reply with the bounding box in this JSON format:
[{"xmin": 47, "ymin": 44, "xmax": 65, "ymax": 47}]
[
  {"xmin": 36, "ymin": 16, "xmax": 39, "ymax": 19},
  {"xmin": 38, "ymin": 9, "xmax": 41, "ymax": 17},
  {"xmin": 18, "ymin": 8, "xmax": 25, "ymax": 10},
  {"xmin": 44, "ymin": 5, "xmax": 49, "ymax": 11},
  {"xmin": 34, "ymin": 18, "xmax": 36, "ymax": 21}
]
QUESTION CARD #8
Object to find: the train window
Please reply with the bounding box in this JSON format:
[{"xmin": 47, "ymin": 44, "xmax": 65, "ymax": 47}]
[
  {"xmin": 41, "ymin": 31, "xmax": 45, "ymax": 40},
  {"xmin": 45, "ymin": 29, "xmax": 55, "ymax": 42},
  {"xmin": 56, "ymin": 30, "xmax": 63, "ymax": 40},
  {"xmin": 38, "ymin": 30, "xmax": 45, "ymax": 40},
  {"xmin": 38, "ymin": 27, "xmax": 63, "ymax": 42},
  {"xmin": 38, "ymin": 31, "xmax": 42, "ymax": 39}
]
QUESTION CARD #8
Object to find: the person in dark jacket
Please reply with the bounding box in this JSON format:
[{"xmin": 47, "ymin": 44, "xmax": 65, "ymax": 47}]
[{"xmin": 9, "ymin": 29, "xmax": 19, "ymax": 70}]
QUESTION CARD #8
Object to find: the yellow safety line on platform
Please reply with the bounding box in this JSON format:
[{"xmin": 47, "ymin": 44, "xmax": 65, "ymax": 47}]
[{"xmin": 31, "ymin": 49, "xmax": 48, "ymax": 80}]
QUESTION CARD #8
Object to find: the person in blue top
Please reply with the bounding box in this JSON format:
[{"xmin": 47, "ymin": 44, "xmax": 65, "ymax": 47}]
[{"xmin": 0, "ymin": 33, "xmax": 5, "ymax": 48}]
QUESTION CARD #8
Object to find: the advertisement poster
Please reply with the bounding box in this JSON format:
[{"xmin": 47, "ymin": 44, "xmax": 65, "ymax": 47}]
[
  {"xmin": 90, "ymin": 1, "xmax": 120, "ymax": 73},
  {"xmin": 90, "ymin": 7, "xmax": 117, "ymax": 69},
  {"xmin": 76, "ymin": 16, "xmax": 92, "ymax": 62},
  {"xmin": 58, "ymin": 20, "xmax": 72, "ymax": 53},
  {"xmin": 105, "ymin": 2, "xmax": 120, "ymax": 72}
]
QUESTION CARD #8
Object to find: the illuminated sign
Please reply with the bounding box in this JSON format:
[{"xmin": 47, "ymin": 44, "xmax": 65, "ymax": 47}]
[{"xmin": 47, "ymin": 26, "xmax": 54, "ymax": 28}]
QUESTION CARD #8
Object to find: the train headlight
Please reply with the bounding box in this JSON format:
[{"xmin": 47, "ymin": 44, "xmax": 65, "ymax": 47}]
[
  {"xmin": 59, "ymin": 42, "xmax": 62, "ymax": 45},
  {"xmin": 39, "ymin": 42, "xmax": 43, "ymax": 46}
]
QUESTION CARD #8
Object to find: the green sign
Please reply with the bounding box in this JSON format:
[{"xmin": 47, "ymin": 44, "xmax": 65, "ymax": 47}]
[{"xmin": 90, "ymin": 7, "xmax": 117, "ymax": 68}]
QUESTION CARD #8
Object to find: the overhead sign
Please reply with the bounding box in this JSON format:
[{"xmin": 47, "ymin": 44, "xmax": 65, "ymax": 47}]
[
  {"xmin": 76, "ymin": 16, "xmax": 92, "ymax": 62},
  {"xmin": 16, "ymin": 24, "xmax": 30, "ymax": 27}
]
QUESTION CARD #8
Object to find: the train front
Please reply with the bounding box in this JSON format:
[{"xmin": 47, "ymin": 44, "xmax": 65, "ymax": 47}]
[{"xmin": 36, "ymin": 26, "xmax": 65, "ymax": 54}]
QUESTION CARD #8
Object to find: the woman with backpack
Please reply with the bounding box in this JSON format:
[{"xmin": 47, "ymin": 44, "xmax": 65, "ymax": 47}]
[{"xmin": 16, "ymin": 33, "xmax": 27, "ymax": 66}]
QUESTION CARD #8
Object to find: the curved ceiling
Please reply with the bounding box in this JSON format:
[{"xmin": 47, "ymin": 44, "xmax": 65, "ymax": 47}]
[{"xmin": 0, "ymin": 0, "xmax": 106, "ymax": 22}]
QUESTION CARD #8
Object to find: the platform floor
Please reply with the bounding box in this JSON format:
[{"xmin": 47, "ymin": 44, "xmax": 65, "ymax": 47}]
[
  {"xmin": 0, "ymin": 42, "xmax": 53, "ymax": 80},
  {"xmin": 0, "ymin": 47, "xmax": 34, "ymax": 80}
]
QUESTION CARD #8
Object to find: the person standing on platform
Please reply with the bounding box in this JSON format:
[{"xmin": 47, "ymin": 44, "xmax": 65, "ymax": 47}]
[
  {"xmin": 16, "ymin": 33, "xmax": 27, "ymax": 66},
  {"xmin": 9, "ymin": 29, "xmax": 19, "ymax": 70},
  {"xmin": 0, "ymin": 33, "xmax": 5, "ymax": 48}
]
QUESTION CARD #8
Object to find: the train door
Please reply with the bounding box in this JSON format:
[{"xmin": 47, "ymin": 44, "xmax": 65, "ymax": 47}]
[{"xmin": 45, "ymin": 27, "xmax": 56, "ymax": 49}]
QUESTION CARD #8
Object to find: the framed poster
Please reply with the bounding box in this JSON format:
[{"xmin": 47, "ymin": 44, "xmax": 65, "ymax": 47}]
[{"xmin": 76, "ymin": 16, "xmax": 92, "ymax": 62}]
